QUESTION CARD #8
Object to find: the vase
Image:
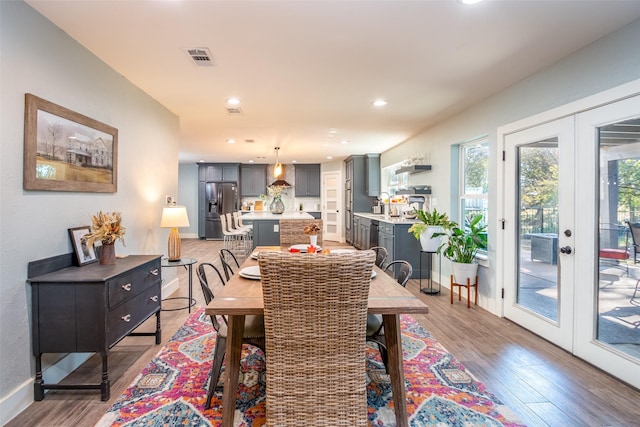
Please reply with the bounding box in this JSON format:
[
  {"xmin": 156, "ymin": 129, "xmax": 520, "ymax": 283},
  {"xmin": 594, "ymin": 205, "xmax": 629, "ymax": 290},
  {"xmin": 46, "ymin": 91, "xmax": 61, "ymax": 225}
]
[
  {"xmin": 419, "ymin": 226, "xmax": 443, "ymax": 252},
  {"xmin": 451, "ymin": 261, "xmax": 478, "ymax": 285},
  {"xmin": 270, "ymin": 197, "xmax": 285, "ymax": 214},
  {"xmin": 100, "ymin": 243, "xmax": 116, "ymax": 265},
  {"xmin": 309, "ymin": 234, "xmax": 318, "ymax": 246}
]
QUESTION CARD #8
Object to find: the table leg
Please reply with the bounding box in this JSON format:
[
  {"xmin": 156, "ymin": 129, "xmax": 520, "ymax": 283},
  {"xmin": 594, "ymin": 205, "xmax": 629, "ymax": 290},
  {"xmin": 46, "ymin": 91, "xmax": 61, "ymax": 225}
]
[
  {"xmin": 221, "ymin": 314, "xmax": 245, "ymax": 427},
  {"xmin": 383, "ymin": 314, "xmax": 409, "ymax": 427},
  {"xmin": 188, "ymin": 265, "xmax": 193, "ymax": 313}
]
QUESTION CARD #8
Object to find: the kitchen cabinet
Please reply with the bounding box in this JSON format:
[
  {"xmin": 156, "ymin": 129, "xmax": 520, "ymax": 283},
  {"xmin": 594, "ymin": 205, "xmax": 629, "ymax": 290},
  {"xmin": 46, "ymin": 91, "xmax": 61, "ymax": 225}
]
[
  {"xmin": 294, "ymin": 164, "xmax": 321, "ymax": 197},
  {"xmin": 240, "ymin": 164, "xmax": 267, "ymax": 196},
  {"xmin": 307, "ymin": 211, "xmax": 321, "ymax": 219},
  {"xmin": 27, "ymin": 254, "xmax": 162, "ymax": 401},
  {"xmin": 365, "ymin": 153, "xmax": 381, "ymax": 197},
  {"xmin": 252, "ymin": 220, "xmax": 280, "ymax": 248},
  {"xmin": 344, "ymin": 155, "xmax": 379, "ymax": 245},
  {"xmin": 198, "ymin": 163, "xmax": 240, "ymax": 182}
]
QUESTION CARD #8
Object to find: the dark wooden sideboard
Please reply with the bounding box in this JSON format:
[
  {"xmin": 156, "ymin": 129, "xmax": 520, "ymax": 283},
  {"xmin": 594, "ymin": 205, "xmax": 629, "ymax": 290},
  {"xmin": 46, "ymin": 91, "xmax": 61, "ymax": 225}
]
[{"xmin": 27, "ymin": 254, "xmax": 163, "ymax": 401}]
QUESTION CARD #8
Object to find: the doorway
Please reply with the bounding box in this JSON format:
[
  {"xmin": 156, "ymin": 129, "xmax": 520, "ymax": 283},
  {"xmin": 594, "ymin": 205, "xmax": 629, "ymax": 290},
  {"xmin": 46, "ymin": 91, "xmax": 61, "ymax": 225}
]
[{"xmin": 500, "ymin": 93, "xmax": 640, "ymax": 388}]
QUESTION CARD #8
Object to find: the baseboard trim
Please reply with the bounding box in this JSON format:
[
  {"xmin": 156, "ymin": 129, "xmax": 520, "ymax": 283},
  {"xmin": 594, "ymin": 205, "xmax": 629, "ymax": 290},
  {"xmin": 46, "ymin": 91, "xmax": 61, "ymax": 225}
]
[{"xmin": 162, "ymin": 277, "xmax": 180, "ymax": 298}]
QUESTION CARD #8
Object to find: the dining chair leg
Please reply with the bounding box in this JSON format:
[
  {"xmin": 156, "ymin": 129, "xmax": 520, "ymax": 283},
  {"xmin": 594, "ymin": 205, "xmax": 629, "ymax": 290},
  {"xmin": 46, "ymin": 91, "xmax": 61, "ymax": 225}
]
[{"xmin": 206, "ymin": 335, "xmax": 227, "ymax": 409}]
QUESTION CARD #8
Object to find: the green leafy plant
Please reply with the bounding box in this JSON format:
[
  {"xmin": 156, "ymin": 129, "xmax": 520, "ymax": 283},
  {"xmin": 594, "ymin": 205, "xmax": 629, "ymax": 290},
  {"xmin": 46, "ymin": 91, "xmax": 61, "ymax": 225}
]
[
  {"xmin": 437, "ymin": 214, "xmax": 487, "ymax": 263},
  {"xmin": 407, "ymin": 207, "xmax": 456, "ymax": 240}
]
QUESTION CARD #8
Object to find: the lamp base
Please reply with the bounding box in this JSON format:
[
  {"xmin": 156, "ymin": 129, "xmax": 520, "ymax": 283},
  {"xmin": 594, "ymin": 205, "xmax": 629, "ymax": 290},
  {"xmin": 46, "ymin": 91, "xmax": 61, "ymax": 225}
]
[{"xmin": 167, "ymin": 228, "xmax": 181, "ymax": 262}]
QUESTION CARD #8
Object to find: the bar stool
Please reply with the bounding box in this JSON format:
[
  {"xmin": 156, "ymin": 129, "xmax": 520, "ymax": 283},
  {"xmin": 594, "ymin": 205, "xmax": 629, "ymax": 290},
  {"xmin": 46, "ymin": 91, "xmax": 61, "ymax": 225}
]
[{"xmin": 450, "ymin": 274, "xmax": 478, "ymax": 308}]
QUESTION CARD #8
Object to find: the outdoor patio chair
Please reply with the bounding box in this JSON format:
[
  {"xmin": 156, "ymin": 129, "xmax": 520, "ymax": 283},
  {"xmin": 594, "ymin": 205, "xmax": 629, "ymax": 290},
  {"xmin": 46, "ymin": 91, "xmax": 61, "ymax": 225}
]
[
  {"xmin": 626, "ymin": 221, "xmax": 640, "ymax": 264},
  {"xmin": 599, "ymin": 223, "xmax": 630, "ymax": 274}
]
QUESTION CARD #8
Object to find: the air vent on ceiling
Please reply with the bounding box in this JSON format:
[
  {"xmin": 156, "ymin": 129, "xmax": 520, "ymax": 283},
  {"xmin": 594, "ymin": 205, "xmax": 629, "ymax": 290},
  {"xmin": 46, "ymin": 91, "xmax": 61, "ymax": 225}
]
[
  {"xmin": 184, "ymin": 47, "xmax": 215, "ymax": 66},
  {"xmin": 226, "ymin": 107, "xmax": 243, "ymax": 115},
  {"xmin": 245, "ymin": 139, "xmax": 255, "ymax": 143}
]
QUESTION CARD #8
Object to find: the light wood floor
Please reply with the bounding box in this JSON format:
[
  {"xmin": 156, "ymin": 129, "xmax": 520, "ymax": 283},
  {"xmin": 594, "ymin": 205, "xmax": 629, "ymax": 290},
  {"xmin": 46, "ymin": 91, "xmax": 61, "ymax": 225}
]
[{"xmin": 8, "ymin": 239, "xmax": 640, "ymax": 427}]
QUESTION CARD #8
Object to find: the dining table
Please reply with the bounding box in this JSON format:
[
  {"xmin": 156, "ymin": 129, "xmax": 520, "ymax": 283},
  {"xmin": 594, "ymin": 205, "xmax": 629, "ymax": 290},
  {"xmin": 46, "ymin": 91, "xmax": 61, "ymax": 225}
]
[{"xmin": 205, "ymin": 246, "xmax": 430, "ymax": 427}]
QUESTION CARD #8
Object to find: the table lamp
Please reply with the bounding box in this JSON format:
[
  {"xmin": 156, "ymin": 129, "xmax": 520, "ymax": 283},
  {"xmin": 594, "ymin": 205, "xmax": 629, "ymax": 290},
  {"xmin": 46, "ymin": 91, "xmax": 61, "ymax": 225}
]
[{"xmin": 161, "ymin": 205, "xmax": 190, "ymax": 261}]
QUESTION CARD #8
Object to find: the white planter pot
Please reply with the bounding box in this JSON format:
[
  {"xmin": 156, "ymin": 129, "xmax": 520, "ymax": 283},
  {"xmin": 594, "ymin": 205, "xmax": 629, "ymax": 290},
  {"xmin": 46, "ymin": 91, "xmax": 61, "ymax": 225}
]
[
  {"xmin": 419, "ymin": 226, "xmax": 443, "ymax": 252},
  {"xmin": 451, "ymin": 261, "xmax": 479, "ymax": 285}
]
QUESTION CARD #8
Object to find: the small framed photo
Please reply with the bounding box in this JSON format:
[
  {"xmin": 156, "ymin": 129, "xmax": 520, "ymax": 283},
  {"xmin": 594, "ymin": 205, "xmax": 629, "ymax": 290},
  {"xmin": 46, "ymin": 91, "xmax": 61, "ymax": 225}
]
[{"xmin": 68, "ymin": 226, "xmax": 98, "ymax": 266}]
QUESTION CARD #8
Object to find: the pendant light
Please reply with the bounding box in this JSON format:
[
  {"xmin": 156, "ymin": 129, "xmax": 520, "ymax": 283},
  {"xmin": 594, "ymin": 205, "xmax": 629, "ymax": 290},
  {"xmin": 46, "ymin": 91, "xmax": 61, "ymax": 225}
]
[{"xmin": 270, "ymin": 146, "xmax": 292, "ymax": 187}]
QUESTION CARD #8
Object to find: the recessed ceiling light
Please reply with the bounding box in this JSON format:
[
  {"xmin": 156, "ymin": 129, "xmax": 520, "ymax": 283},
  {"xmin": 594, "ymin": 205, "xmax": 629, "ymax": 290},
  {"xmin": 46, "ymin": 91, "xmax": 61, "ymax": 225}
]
[
  {"xmin": 292, "ymin": 160, "xmax": 297, "ymax": 163},
  {"xmin": 328, "ymin": 129, "xmax": 337, "ymax": 134},
  {"xmin": 327, "ymin": 156, "xmax": 333, "ymax": 160},
  {"xmin": 199, "ymin": 159, "xmax": 205, "ymax": 163},
  {"xmin": 227, "ymin": 139, "xmax": 235, "ymax": 144},
  {"xmin": 226, "ymin": 98, "xmax": 240, "ymax": 105},
  {"xmin": 460, "ymin": 0, "xmax": 482, "ymax": 4},
  {"xmin": 341, "ymin": 140, "xmax": 349, "ymax": 144},
  {"xmin": 248, "ymin": 159, "xmax": 254, "ymax": 163},
  {"xmin": 372, "ymin": 99, "xmax": 387, "ymax": 107}
]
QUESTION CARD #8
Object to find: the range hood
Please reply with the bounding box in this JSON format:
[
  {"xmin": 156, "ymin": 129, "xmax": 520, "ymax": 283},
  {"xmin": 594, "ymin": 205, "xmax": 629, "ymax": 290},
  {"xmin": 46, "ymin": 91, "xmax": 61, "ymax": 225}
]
[{"xmin": 270, "ymin": 163, "xmax": 292, "ymax": 187}]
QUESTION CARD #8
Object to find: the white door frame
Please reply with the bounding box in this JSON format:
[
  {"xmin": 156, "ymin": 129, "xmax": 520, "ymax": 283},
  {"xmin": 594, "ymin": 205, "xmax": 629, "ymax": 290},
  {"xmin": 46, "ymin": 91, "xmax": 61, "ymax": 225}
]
[{"xmin": 322, "ymin": 170, "xmax": 343, "ymax": 242}]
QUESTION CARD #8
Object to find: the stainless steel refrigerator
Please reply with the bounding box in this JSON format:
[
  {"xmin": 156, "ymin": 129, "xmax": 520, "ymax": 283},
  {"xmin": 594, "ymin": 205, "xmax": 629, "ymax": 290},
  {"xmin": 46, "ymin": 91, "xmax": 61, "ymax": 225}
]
[{"xmin": 204, "ymin": 181, "xmax": 238, "ymax": 239}]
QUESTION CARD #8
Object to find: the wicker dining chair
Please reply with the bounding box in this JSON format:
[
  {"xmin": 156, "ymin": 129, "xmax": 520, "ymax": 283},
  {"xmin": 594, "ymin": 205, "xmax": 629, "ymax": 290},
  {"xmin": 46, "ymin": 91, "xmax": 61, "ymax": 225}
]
[
  {"xmin": 366, "ymin": 259, "xmax": 413, "ymax": 373},
  {"xmin": 196, "ymin": 262, "xmax": 265, "ymax": 409},
  {"xmin": 258, "ymin": 251, "xmax": 375, "ymax": 426},
  {"xmin": 219, "ymin": 248, "xmax": 240, "ymax": 281},
  {"xmin": 279, "ymin": 219, "xmax": 323, "ymax": 247}
]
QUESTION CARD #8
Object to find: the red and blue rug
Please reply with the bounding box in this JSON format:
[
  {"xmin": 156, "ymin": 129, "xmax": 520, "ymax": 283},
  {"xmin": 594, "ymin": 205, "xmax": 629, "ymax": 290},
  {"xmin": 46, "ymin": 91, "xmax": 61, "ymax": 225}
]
[{"xmin": 96, "ymin": 309, "xmax": 524, "ymax": 426}]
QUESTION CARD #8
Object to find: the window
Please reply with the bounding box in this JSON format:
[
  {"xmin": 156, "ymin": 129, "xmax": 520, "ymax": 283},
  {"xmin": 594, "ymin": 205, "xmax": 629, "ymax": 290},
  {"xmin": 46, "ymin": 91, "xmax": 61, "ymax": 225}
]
[{"xmin": 459, "ymin": 138, "xmax": 488, "ymax": 248}]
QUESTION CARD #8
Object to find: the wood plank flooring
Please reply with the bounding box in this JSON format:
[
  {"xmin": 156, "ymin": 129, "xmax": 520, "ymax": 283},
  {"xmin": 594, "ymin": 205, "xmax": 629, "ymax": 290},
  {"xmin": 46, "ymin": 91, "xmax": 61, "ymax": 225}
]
[{"xmin": 7, "ymin": 238, "xmax": 640, "ymax": 427}]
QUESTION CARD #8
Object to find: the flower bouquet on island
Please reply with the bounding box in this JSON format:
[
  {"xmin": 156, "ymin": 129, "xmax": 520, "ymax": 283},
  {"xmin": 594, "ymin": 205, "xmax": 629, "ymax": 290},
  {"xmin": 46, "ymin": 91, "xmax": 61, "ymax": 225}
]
[{"xmin": 304, "ymin": 222, "xmax": 321, "ymax": 247}]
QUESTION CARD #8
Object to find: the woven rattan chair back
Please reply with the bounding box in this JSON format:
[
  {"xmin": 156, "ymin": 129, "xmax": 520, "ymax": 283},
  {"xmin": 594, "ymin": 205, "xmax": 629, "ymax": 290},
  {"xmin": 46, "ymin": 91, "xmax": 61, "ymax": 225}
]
[
  {"xmin": 279, "ymin": 219, "xmax": 323, "ymax": 247},
  {"xmin": 259, "ymin": 251, "xmax": 375, "ymax": 426}
]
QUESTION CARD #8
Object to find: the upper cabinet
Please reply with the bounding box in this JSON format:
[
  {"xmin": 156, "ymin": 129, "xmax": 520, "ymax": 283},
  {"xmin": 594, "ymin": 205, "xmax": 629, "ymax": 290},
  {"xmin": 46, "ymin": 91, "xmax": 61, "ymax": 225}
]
[
  {"xmin": 240, "ymin": 164, "xmax": 267, "ymax": 196},
  {"xmin": 294, "ymin": 164, "xmax": 321, "ymax": 197},
  {"xmin": 365, "ymin": 153, "xmax": 380, "ymax": 197},
  {"xmin": 198, "ymin": 163, "xmax": 240, "ymax": 182}
]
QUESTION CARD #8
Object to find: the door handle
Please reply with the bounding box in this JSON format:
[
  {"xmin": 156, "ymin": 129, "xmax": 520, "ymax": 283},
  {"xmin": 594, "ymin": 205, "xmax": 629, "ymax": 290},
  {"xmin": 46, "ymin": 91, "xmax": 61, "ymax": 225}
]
[{"xmin": 559, "ymin": 246, "xmax": 572, "ymax": 254}]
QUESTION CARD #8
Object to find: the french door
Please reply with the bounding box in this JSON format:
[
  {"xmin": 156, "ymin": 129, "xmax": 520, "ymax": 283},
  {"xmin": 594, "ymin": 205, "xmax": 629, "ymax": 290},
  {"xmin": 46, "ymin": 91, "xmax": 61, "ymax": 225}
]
[
  {"xmin": 501, "ymin": 93, "xmax": 640, "ymax": 388},
  {"xmin": 322, "ymin": 170, "xmax": 343, "ymax": 242}
]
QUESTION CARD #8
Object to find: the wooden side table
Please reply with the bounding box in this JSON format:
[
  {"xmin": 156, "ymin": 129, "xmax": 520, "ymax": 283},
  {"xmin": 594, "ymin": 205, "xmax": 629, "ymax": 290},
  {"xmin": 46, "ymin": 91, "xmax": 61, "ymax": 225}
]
[{"xmin": 450, "ymin": 274, "xmax": 478, "ymax": 308}]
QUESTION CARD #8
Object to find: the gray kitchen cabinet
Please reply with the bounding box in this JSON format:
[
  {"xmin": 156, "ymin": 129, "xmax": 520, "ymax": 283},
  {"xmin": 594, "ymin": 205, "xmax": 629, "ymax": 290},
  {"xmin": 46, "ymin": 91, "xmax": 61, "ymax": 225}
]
[
  {"xmin": 240, "ymin": 164, "xmax": 267, "ymax": 196},
  {"xmin": 294, "ymin": 164, "xmax": 321, "ymax": 197},
  {"xmin": 198, "ymin": 163, "xmax": 240, "ymax": 182},
  {"xmin": 344, "ymin": 155, "xmax": 378, "ymax": 245},
  {"xmin": 360, "ymin": 216, "xmax": 371, "ymax": 250},
  {"xmin": 252, "ymin": 220, "xmax": 280, "ymax": 248},
  {"xmin": 365, "ymin": 153, "xmax": 381, "ymax": 197}
]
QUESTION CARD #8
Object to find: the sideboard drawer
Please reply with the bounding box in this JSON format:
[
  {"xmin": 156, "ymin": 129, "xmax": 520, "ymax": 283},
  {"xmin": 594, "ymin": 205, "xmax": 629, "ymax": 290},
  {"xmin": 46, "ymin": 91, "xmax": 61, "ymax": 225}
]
[
  {"xmin": 107, "ymin": 259, "xmax": 161, "ymax": 308},
  {"xmin": 107, "ymin": 282, "xmax": 161, "ymax": 347}
]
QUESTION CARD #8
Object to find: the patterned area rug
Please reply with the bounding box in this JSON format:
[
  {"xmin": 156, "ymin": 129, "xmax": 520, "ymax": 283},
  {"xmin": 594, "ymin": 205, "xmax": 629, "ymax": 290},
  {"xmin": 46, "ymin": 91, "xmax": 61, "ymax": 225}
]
[{"xmin": 96, "ymin": 309, "xmax": 524, "ymax": 426}]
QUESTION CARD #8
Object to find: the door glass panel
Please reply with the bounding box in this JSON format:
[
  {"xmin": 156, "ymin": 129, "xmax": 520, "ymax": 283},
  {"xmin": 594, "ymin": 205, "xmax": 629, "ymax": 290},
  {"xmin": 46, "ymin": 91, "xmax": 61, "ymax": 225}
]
[
  {"xmin": 597, "ymin": 117, "xmax": 640, "ymax": 359},
  {"xmin": 517, "ymin": 139, "xmax": 560, "ymax": 321}
]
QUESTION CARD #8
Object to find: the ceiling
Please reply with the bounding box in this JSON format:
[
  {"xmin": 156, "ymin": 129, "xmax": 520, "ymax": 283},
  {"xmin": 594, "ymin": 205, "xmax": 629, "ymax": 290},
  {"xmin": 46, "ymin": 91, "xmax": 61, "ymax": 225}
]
[{"xmin": 26, "ymin": 0, "xmax": 640, "ymax": 165}]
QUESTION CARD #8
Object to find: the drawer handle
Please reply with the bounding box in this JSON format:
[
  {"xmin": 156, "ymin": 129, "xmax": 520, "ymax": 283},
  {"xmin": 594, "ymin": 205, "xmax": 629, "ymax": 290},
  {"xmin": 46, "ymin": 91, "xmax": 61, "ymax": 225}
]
[
  {"xmin": 121, "ymin": 314, "xmax": 131, "ymax": 322},
  {"xmin": 150, "ymin": 295, "xmax": 159, "ymax": 302},
  {"xmin": 150, "ymin": 269, "xmax": 159, "ymax": 276},
  {"xmin": 122, "ymin": 283, "xmax": 132, "ymax": 291}
]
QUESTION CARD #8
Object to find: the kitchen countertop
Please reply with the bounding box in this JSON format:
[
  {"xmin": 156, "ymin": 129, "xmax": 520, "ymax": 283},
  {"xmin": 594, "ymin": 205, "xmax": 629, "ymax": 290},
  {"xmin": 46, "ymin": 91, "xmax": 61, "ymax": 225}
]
[
  {"xmin": 242, "ymin": 211, "xmax": 315, "ymax": 220},
  {"xmin": 354, "ymin": 212, "xmax": 419, "ymax": 225}
]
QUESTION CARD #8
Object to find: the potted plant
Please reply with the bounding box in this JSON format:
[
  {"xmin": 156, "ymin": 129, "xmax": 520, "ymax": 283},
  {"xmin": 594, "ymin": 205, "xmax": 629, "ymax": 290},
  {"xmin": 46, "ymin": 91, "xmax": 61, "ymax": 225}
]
[
  {"xmin": 437, "ymin": 214, "xmax": 487, "ymax": 284},
  {"xmin": 82, "ymin": 211, "xmax": 126, "ymax": 265},
  {"xmin": 407, "ymin": 207, "xmax": 456, "ymax": 252}
]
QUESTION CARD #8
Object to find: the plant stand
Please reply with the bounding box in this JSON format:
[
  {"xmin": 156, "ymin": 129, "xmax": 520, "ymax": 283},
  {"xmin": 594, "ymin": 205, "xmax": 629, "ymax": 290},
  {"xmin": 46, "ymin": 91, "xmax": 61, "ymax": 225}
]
[
  {"xmin": 450, "ymin": 274, "xmax": 478, "ymax": 308},
  {"xmin": 419, "ymin": 250, "xmax": 441, "ymax": 295}
]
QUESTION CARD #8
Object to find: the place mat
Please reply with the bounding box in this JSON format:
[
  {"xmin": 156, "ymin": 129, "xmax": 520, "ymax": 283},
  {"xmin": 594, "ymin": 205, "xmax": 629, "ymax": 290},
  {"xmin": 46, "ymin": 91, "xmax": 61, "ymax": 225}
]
[{"xmin": 239, "ymin": 266, "xmax": 261, "ymax": 280}]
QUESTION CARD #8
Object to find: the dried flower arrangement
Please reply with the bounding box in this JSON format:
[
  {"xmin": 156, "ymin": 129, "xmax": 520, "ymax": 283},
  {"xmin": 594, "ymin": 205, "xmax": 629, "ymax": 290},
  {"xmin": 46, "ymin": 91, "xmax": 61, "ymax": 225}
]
[
  {"xmin": 82, "ymin": 211, "xmax": 126, "ymax": 246},
  {"xmin": 304, "ymin": 222, "xmax": 321, "ymax": 235},
  {"xmin": 267, "ymin": 185, "xmax": 285, "ymax": 200}
]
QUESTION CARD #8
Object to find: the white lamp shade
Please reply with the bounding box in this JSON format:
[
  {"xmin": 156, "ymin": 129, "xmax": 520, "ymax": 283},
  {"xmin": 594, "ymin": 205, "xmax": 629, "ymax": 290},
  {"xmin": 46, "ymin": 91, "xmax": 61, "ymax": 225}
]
[{"xmin": 161, "ymin": 205, "xmax": 190, "ymax": 228}]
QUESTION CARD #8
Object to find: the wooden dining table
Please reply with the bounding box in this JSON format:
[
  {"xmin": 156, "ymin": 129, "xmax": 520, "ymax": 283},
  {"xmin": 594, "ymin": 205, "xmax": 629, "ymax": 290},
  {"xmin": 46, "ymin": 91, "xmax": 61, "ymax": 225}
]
[{"xmin": 205, "ymin": 246, "xmax": 430, "ymax": 427}]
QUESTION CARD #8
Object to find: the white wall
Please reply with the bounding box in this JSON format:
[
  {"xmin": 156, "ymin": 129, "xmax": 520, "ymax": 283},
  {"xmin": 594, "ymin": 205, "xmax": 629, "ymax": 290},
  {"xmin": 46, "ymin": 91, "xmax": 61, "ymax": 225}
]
[
  {"xmin": 178, "ymin": 163, "xmax": 199, "ymax": 238},
  {"xmin": 382, "ymin": 18, "xmax": 640, "ymax": 314},
  {"xmin": 0, "ymin": 2, "xmax": 181, "ymax": 422}
]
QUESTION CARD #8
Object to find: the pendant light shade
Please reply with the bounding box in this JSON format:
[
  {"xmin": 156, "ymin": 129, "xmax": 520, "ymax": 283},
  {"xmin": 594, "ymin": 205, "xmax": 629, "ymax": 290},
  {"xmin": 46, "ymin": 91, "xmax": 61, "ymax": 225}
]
[{"xmin": 270, "ymin": 146, "xmax": 292, "ymax": 187}]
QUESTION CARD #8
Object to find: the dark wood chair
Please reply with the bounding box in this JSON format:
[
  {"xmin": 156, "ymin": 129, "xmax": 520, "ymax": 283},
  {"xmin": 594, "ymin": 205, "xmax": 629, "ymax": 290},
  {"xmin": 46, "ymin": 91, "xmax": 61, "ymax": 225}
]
[
  {"xmin": 366, "ymin": 260, "xmax": 412, "ymax": 372},
  {"xmin": 196, "ymin": 262, "xmax": 265, "ymax": 409},
  {"xmin": 258, "ymin": 251, "xmax": 375, "ymax": 425}
]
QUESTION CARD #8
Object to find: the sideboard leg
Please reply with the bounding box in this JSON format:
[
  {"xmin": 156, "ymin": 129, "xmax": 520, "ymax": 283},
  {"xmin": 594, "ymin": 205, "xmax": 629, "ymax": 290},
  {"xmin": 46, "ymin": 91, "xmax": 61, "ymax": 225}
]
[
  {"xmin": 100, "ymin": 351, "xmax": 110, "ymax": 401},
  {"xmin": 155, "ymin": 310, "xmax": 162, "ymax": 345},
  {"xmin": 34, "ymin": 354, "xmax": 44, "ymax": 401}
]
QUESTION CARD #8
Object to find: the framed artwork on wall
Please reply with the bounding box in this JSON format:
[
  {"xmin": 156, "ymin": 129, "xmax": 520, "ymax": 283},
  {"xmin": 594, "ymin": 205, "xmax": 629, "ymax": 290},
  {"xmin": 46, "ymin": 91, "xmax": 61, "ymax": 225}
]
[
  {"xmin": 23, "ymin": 93, "xmax": 118, "ymax": 192},
  {"xmin": 68, "ymin": 226, "xmax": 98, "ymax": 266}
]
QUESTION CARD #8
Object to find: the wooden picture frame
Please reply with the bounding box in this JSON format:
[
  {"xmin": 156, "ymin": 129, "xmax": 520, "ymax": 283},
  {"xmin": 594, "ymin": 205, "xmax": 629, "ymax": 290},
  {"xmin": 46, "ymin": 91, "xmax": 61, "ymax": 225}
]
[
  {"xmin": 24, "ymin": 93, "xmax": 118, "ymax": 192},
  {"xmin": 68, "ymin": 226, "xmax": 98, "ymax": 266}
]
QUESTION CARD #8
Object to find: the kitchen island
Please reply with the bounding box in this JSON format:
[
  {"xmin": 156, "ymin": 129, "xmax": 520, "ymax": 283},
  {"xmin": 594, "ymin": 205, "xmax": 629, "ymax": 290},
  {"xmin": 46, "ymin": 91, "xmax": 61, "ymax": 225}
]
[{"xmin": 242, "ymin": 211, "xmax": 316, "ymax": 248}]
